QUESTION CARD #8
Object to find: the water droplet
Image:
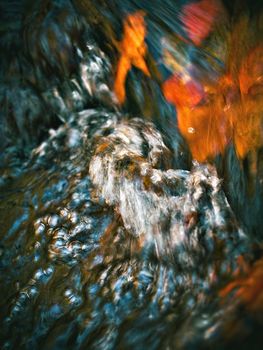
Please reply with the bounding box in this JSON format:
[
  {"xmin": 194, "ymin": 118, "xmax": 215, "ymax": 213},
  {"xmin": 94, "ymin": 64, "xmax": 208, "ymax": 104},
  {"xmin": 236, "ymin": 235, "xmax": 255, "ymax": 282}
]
[
  {"xmin": 187, "ymin": 127, "xmax": 195, "ymax": 134},
  {"xmin": 48, "ymin": 215, "xmax": 60, "ymax": 228}
]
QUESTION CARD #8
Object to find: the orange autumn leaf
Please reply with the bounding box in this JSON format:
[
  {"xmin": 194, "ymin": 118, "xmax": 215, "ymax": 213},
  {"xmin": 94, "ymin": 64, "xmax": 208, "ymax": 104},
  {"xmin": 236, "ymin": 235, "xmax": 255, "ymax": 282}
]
[{"xmin": 114, "ymin": 11, "xmax": 150, "ymax": 104}]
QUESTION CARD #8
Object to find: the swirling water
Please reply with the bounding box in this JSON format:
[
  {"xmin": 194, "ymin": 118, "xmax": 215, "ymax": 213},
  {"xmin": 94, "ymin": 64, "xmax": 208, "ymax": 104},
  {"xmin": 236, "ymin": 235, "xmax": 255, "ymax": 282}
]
[
  {"xmin": 0, "ymin": 1, "xmax": 263, "ymax": 349},
  {"xmin": 0, "ymin": 109, "xmax": 256, "ymax": 350}
]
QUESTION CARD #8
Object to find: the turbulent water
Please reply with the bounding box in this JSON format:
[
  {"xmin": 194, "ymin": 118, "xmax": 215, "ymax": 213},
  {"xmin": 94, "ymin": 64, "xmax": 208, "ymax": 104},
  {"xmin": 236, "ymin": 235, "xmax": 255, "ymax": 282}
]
[
  {"xmin": 0, "ymin": 109, "xmax": 250, "ymax": 349},
  {"xmin": 0, "ymin": 1, "xmax": 263, "ymax": 349}
]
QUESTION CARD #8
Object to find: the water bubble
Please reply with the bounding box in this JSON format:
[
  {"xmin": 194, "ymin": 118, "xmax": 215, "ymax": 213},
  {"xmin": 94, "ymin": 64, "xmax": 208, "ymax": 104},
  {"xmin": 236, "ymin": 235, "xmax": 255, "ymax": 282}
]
[
  {"xmin": 71, "ymin": 223, "xmax": 86, "ymax": 236},
  {"xmin": 81, "ymin": 244, "xmax": 89, "ymax": 251},
  {"xmin": 34, "ymin": 269, "xmax": 44, "ymax": 280},
  {"xmin": 68, "ymin": 211, "xmax": 78, "ymax": 224},
  {"xmin": 187, "ymin": 127, "xmax": 195, "ymax": 134},
  {"xmin": 49, "ymin": 304, "xmax": 63, "ymax": 318},
  {"xmin": 34, "ymin": 241, "xmax": 41, "ymax": 249},
  {"xmin": 64, "ymin": 289, "xmax": 82, "ymax": 307},
  {"xmin": 46, "ymin": 266, "xmax": 54, "ymax": 275},
  {"xmin": 29, "ymin": 286, "xmax": 38, "ymax": 297},
  {"xmin": 65, "ymin": 289, "xmax": 72, "ymax": 297},
  {"xmin": 34, "ymin": 221, "xmax": 46, "ymax": 235},
  {"xmin": 47, "ymin": 215, "xmax": 60, "ymax": 228},
  {"xmin": 93, "ymin": 255, "xmax": 103, "ymax": 266},
  {"xmin": 68, "ymin": 129, "xmax": 81, "ymax": 148},
  {"xmin": 34, "ymin": 266, "xmax": 54, "ymax": 283},
  {"xmin": 60, "ymin": 208, "xmax": 69, "ymax": 218},
  {"xmin": 53, "ymin": 238, "xmax": 65, "ymax": 247}
]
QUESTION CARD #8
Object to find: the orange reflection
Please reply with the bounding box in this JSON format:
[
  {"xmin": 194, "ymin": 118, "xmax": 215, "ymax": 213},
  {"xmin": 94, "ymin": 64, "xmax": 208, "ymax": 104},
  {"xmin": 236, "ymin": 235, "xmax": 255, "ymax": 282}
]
[
  {"xmin": 114, "ymin": 11, "xmax": 150, "ymax": 104},
  {"xmin": 163, "ymin": 74, "xmax": 233, "ymax": 162},
  {"xmin": 162, "ymin": 43, "xmax": 263, "ymax": 162},
  {"xmin": 162, "ymin": 75, "xmax": 204, "ymax": 108},
  {"xmin": 234, "ymin": 45, "xmax": 263, "ymax": 159},
  {"xmin": 220, "ymin": 257, "xmax": 263, "ymax": 312}
]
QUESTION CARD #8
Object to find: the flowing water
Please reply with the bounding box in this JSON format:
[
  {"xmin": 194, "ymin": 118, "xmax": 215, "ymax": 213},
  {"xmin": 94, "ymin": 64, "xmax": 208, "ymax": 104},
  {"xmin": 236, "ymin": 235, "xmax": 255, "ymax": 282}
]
[{"xmin": 0, "ymin": 1, "xmax": 263, "ymax": 349}]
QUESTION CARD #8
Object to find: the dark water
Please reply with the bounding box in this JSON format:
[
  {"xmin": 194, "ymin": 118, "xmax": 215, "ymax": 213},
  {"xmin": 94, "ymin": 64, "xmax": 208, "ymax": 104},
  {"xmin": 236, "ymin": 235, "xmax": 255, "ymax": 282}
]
[
  {"xmin": 0, "ymin": 109, "xmax": 260, "ymax": 350},
  {"xmin": 1, "ymin": 1, "xmax": 263, "ymax": 349}
]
